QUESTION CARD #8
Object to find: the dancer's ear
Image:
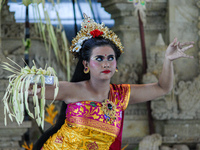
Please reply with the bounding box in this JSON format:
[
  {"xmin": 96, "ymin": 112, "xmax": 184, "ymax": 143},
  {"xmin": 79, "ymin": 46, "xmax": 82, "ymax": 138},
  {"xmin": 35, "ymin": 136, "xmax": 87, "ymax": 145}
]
[{"xmin": 82, "ymin": 60, "xmax": 88, "ymax": 68}]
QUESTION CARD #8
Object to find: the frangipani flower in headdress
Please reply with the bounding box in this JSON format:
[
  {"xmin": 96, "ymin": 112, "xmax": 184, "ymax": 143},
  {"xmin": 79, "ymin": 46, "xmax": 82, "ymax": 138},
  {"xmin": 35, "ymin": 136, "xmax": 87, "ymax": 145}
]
[{"xmin": 70, "ymin": 13, "xmax": 124, "ymax": 56}]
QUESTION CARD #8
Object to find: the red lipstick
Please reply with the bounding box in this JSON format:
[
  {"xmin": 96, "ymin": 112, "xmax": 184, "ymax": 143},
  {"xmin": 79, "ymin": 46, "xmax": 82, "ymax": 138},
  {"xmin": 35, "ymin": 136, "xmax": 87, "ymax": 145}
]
[{"xmin": 102, "ymin": 70, "xmax": 111, "ymax": 74}]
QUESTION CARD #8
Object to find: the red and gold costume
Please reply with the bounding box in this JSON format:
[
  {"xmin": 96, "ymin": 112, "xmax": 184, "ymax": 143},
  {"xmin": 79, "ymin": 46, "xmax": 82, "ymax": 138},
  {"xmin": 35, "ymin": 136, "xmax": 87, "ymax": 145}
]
[{"xmin": 42, "ymin": 84, "xmax": 130, "ymax": 150}]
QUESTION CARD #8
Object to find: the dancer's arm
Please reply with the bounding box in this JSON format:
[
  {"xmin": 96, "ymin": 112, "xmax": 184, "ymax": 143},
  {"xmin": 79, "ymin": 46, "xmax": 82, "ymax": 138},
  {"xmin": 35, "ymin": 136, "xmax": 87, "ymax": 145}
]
[{"xmin": 129, "ymin": 38, "xmax": 194, "ymax": 104}]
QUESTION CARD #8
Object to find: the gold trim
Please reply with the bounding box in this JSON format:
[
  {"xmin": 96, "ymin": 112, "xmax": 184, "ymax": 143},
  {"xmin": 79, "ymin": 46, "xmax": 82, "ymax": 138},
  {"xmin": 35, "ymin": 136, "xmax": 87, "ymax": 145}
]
[
  {"xmin": 123, "ymin": 84, "xmax": 131, "ymax": 110},
  {"xmin": 66, "ymin": 116, "xmax": 118, "ymax": 137}
]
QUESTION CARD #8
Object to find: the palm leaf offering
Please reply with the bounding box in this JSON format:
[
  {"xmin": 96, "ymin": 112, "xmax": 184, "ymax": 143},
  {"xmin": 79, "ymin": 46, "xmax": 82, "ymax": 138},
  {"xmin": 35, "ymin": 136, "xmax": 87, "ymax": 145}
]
[
  {"xmin": 32, "ymin": 1, "xmax": 71, "ymax": 81},
  {"xmin": 2, "ymin": 58, "xmax": 59, "ymax": 129}
]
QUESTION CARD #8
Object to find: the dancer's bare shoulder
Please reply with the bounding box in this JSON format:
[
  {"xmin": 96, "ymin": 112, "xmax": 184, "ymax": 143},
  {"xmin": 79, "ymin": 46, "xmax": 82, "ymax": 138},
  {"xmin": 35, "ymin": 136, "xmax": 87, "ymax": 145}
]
[{"xmin": 57, "ymin": 80, "xmax": 88, "ymax": 102}]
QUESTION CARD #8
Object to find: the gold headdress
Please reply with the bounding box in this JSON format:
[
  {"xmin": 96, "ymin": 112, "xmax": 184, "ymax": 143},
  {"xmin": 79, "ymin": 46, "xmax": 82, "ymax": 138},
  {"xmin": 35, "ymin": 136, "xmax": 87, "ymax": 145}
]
[{"xmin": 70, "ymin": 13, "xmax": 124, "ymax": 55}]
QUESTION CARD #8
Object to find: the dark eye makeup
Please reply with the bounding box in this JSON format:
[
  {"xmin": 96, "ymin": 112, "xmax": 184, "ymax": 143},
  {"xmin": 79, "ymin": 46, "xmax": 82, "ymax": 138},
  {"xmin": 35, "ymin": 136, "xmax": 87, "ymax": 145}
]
[
  {"xmin": 107, "ymin": 55, "xmax": 114, "ymax": 61},
  {"xmin": 93, "ymin": 55, "xmax": 115, "ymax": 62},
  {"xmin": 95, "ymin": 56, "xmax": 104, "ymax": 62}
]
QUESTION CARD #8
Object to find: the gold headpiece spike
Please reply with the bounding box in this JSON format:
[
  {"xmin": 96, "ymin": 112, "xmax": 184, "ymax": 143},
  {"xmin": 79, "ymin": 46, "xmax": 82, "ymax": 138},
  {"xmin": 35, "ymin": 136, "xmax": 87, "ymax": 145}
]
[
  {"xmin": 82, "ymin": 13, "xmax": 94, "ymax": 30},
  {"xmin": 83, "ymin": 13, "xmax": 88, "ymax": 19}
]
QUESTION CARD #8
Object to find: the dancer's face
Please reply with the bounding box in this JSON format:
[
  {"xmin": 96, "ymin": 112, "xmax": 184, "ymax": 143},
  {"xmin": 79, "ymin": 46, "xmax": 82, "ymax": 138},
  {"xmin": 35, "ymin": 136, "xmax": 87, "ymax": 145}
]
[{"xmin": 84, "ymin": 45, "xmax": 117, "ymax": 80}]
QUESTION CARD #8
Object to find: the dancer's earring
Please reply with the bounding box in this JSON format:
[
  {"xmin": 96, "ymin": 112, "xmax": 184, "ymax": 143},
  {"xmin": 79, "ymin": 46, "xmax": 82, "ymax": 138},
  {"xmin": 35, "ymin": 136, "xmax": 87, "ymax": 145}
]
[
  {"xmin": 115, "ymin": 67, "xmax": 118, "ymax": 72},
  {"xmin": 84, "ymin": 67, "xmax": 90, "ymax": 74}
]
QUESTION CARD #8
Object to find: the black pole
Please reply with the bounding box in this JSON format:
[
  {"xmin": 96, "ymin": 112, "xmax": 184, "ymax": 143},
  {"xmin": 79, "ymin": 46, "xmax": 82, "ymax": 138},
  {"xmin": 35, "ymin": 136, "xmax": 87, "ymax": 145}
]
[
  {"xmin": 138, "ymin": 11, "xmax": 155, "ymax": 134},
  {"xmin": 23, "ymin": 5, "xmax": 31, "ymax": 144},
  {"xmin": 25, "ymin": 6, "xmax": 30, "ymax": 66},
  {"xmin": 77, "ymin": 0, "xmax": 84, "ymax": 19},
  {"xmin": 72, "ymin": 0, "xmax": 78, "ymax": 35},
  {"xmin": 93, "ymin": 0, "xmax": 101, "ymax": 23}
]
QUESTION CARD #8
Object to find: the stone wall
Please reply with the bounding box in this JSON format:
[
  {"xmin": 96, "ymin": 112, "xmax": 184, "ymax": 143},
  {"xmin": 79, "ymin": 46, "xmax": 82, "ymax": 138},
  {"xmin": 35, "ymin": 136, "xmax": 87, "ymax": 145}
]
[
  {"xmin": 0, "ymin": 4, "xmax": 32, "ymax": 150},
  {"xmin": 0, "ymin": 3, "xmax": 72, "ymax": 148}
]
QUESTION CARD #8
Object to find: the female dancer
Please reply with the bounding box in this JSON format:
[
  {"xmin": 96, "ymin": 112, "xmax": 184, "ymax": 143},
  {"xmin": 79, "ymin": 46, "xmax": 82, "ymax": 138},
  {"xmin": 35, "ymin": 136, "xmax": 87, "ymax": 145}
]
[{"xmin": 33, "ymin": 14, "xmax": 194, "ymax": 150}]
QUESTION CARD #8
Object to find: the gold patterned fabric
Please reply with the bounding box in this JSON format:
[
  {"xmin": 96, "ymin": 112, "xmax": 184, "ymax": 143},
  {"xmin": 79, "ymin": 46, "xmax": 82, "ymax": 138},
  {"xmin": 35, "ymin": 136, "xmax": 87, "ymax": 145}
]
[{"xmin": 42, "ymin": 84, "xmax": 130, "ymax": 150}]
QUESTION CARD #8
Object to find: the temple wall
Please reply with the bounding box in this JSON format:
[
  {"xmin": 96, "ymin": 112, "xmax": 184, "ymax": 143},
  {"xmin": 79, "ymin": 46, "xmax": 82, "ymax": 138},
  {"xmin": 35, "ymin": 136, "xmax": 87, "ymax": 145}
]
[
  {"xmin": 99, "ymin": 0, "xmax": 200, "ymax": 149},
  {"xmin": 0, "ymin": 3, "xmax": 69, "ymax": 148}
]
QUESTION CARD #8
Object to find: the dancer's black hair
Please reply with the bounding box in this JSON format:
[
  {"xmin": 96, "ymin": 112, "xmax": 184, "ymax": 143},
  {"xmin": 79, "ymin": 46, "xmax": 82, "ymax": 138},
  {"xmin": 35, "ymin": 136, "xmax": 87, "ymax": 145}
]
[{"xmin": 33, "ymin": 37, "xmax": 121, "ymax": 149}]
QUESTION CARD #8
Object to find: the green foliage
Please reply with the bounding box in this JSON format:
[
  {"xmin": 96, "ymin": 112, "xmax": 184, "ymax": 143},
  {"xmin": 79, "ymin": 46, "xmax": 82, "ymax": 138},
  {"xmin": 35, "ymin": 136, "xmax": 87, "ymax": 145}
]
[{"xmin": 133, "ymin": 145, "xmax": 139, "ymax": 150}]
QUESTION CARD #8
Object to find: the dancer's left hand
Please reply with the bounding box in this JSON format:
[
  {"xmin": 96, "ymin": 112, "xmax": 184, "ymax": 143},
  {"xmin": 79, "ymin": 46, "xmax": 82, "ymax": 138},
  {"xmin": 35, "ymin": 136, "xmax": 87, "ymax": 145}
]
[{"xmin": 165, "ymin": 38, "xmax": 194, "ymax": 61}]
